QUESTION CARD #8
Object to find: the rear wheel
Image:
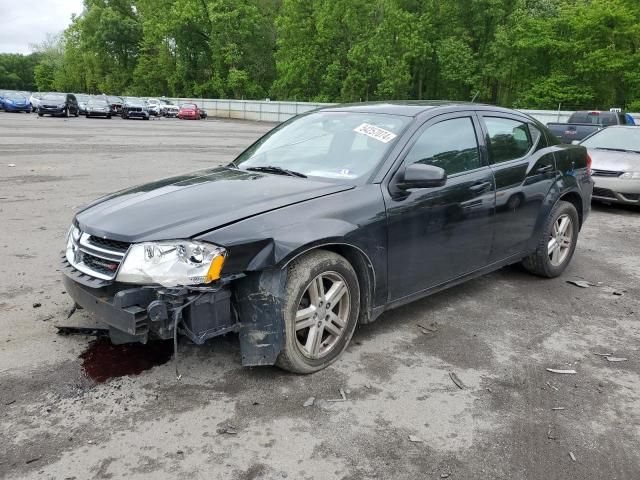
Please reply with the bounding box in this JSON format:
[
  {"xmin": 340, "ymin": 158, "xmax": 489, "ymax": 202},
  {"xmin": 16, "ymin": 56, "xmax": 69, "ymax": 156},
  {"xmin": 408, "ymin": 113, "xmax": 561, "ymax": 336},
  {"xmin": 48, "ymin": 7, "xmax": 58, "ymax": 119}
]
[
  {"xmin": 65, "ymin": 107, "xmax": 70, "ymax": 118},
  {"xmin": 522, "ymin": 200, "xmax": 579, "ymax": 278},
  {"xmin": 276, "ymin": 250, "xmax": 360, "ymax": 374}
]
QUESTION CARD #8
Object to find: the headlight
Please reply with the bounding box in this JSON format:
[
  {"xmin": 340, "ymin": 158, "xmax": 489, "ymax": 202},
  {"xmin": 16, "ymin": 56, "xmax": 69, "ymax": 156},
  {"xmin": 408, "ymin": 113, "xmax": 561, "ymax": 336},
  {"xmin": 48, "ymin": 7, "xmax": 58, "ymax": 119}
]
[
  {"xmin": 116, "ymin": 241, "xmax": 226, "ymax": 287},
  {"xmin": 620, "ymin": 171, "xmax": 640, "ymax": 180}
]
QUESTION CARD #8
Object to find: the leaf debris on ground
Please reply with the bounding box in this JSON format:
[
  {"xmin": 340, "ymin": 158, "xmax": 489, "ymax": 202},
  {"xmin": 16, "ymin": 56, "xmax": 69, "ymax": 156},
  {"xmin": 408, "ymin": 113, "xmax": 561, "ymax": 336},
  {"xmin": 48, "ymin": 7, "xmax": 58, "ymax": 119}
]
[
  {"xmin": 566, "ymin": 280, "xmax": 594, "ymax": 288},
  {"xmin": 303, "ymin": 397, "xmax": 315, "ymax": 407},
  {"xmin": 546, "ymin": 368, "xmax": 577, "ymax": 374},
  {"xmin": 551, "ymin": 407, "xmax": 565, "ymax": 410},
  {"xmin": 216, "ymin": 426, "xmax": 238, "ymax": 435},
  {"xmin": 569, "ymin": 452, "xmax": 576, "ymax": 462},
  {"xmin": 606, "ymin": 357, "xmax": 628, "ymax": 362},
  {"xmin": 449, "ymin": 372, "xmax": 465, "ymax": 389},
  {"xmin": 592, "ymin": 352, "xmax": 613, "ymax": 357},
  {"xmin": 327, "ymin": 389, "xmax": 347, "ymax": 402},
  {"xmin": 408, "ymin": 435, "xmax": 423, "ymax": 443}
]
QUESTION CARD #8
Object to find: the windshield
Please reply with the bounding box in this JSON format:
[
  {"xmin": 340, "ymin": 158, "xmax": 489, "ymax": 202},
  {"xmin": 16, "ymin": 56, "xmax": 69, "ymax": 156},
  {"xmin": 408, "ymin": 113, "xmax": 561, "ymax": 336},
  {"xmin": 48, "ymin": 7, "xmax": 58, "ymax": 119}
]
[
  {"xmin": 108, "ymin": 96, "xmax": 123, "ymax": 103},
  {"xmin": 43, "ymin": 94, "xmax": 65, "ymax": 101},
  {"xmin": 234, "ymin": 111, "xmax": 410, "ymax": 181},
  {"xmin": 6, "ymin": 92, "xmax": 26, "ymax": 100},
  {"xmin": 76, "ymin": 94, "xmax": 90, "ymax": 102},
  {"xmin": 582, "ymin": 128, "xmax": 640, "ymax": 152},
  {"xmin": 88, "ymin": 99, "xmax": 108, "ymax": 106},
  {"xmin": 181, "ymin": 103, "xmax": 197, "ymax": 109}
]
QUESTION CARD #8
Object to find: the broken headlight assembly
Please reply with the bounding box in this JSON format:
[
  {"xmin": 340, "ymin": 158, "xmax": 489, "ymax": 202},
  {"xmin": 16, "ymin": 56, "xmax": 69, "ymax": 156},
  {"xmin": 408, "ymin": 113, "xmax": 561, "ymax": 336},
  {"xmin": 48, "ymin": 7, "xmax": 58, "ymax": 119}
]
[{"xmin": 116, "ymin": 241, "xmax": 226, "ymax": 287}]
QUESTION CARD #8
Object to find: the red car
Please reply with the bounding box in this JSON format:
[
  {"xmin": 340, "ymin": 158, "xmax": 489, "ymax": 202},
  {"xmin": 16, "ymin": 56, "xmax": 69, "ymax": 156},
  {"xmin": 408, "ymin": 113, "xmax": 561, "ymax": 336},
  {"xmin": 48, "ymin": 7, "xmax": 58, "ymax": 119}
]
[{"xmin": 178, "ymin": 103, "xmax": 202, "ymax": 120}]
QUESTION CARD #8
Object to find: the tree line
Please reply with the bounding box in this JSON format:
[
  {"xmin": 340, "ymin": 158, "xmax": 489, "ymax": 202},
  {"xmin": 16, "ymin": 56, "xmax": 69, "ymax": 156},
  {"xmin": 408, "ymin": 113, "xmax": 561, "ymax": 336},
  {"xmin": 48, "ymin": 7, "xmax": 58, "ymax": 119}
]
[{"xmin": 3, "ymin": 0, "xmax": 640, "ymax": 110}]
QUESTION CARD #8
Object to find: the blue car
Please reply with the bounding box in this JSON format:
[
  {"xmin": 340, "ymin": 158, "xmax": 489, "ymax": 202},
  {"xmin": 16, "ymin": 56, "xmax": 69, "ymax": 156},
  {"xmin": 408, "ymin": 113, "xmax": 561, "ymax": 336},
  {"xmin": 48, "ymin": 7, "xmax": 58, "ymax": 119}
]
[{"xmin": 1, "ymin": 92, "xmax": 31, "ymax": 113}]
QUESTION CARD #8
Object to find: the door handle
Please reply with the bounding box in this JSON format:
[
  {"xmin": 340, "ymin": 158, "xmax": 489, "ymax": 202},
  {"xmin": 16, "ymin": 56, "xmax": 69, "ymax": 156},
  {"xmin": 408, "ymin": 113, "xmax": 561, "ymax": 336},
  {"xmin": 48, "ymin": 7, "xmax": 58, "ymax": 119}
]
[
  {"xmin": 536, "ymin": 165, "xmax": 554, "ymax": 174},
  {"xmin": 469, "ymin": 181, "xmax": 492, "ymax": 192}
]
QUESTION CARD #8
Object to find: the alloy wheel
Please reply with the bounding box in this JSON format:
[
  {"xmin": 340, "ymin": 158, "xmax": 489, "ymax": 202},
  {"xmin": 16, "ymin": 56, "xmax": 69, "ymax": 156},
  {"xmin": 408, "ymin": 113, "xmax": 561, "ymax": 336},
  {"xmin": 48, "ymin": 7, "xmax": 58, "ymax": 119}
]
[
  {"xmin": 294, "ymin": 271, "xmax": 351, "ymax": 359},
  {"xmin": 548, "ymin": 214, "xmax": 573, "ymax": 266}
]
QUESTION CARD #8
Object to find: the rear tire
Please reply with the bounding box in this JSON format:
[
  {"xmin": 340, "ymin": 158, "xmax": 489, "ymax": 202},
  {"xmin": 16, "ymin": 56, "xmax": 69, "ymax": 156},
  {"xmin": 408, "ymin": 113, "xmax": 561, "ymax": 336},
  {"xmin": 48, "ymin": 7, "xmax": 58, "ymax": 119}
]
[
  {"xmin": 276, "ymin": 250, "xmax": 360, "ymax": 374},
  {"xmin": 522, "ymin": 200, "xmax": 579, "ymax": 278}
]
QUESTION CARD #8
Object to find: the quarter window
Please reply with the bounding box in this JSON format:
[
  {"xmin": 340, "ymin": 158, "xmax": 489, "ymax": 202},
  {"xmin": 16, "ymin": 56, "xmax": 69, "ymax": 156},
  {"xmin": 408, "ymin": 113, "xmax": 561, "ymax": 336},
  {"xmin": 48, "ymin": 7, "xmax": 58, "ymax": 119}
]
[
  {"xmin": 405, "ymin": 117, "xmax": 481, "ymax": 175},
  {"xmin": 484, "ymin": 117, "xmax": 532, "ymax": 163}
]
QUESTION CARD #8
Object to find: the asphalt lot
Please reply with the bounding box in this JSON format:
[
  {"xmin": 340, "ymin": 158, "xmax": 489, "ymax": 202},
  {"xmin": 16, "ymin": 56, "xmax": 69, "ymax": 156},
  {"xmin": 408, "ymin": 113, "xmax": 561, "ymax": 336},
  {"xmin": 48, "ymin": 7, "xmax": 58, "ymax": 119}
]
[{"xmin": 1, "ymin": 112, "xmax": 639, "ymax": 480}]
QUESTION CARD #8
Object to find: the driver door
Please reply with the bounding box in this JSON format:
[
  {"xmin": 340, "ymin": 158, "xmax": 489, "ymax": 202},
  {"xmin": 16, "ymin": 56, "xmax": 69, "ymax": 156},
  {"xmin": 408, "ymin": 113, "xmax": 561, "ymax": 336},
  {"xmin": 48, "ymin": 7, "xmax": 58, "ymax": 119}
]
[{"xmin": 385, "ymin": 113, "xmax": 496, "ymax": 301}]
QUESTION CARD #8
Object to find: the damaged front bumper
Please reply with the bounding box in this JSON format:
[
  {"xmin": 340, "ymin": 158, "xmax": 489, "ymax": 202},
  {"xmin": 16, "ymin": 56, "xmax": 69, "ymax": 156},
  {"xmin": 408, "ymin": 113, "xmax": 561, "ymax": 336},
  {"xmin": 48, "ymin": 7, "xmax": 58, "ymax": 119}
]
[{"xmin": 62, "ymin": 274, "xmax": 237, "ymax": 346}]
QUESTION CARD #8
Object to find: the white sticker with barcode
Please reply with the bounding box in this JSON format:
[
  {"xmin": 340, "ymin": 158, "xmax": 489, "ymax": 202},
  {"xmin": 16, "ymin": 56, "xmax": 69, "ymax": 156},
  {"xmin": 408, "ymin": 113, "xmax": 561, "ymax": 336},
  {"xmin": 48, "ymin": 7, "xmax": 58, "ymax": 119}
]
[{"xmin": 353, "ymin": 123, "xmax": 397, "ymax": 143}]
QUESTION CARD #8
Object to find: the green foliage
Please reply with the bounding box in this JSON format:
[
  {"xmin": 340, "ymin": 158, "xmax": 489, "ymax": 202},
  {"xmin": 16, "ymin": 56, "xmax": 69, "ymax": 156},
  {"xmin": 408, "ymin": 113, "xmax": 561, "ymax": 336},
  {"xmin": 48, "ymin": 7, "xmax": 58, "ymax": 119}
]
[
  {"xmin": 3, "ymin": 0, "xmax": 639, "ymax": 110},
  {"xmin": 0, "ymin": 53, "xmax": 42, "ymax": 91}
]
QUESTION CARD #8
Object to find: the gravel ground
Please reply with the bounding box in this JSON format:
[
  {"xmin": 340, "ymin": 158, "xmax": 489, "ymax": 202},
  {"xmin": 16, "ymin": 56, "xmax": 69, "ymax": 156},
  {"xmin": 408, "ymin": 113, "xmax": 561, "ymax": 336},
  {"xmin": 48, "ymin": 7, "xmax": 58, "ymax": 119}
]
[{"xmin": 1, "ymin": 112, "xmax": 639, "ymax": 480}]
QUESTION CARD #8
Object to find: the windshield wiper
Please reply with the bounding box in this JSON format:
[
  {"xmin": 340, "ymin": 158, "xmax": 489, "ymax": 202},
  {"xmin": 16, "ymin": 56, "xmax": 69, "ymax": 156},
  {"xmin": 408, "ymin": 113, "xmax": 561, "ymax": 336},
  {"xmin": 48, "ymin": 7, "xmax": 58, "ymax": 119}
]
[
  {"xmin": 246, "ymin": 166, "xmax": 307, "ymax": 178},
  {"xmin": 593, "ymin": 147, "xmax": 637, "ymax": 153}
]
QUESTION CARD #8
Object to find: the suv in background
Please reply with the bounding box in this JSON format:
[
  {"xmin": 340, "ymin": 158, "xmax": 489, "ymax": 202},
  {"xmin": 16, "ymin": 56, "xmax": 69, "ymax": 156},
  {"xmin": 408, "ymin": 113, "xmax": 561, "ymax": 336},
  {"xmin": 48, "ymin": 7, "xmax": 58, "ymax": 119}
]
[
  {"xmin": 120, "ymin": 98, "xmax": 150, "ymax": 120},
  {"xmin": 37, "ymin": 93, "xmax": 79, "ymax": 117}
]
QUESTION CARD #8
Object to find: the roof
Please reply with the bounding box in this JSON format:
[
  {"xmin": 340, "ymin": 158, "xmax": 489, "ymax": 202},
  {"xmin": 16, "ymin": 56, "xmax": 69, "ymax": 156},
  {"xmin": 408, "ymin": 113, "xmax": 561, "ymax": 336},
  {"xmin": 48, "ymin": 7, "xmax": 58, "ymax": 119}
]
[{"xmin": 321, "ymin": 100, "xmax": 518, "ymax": 117}]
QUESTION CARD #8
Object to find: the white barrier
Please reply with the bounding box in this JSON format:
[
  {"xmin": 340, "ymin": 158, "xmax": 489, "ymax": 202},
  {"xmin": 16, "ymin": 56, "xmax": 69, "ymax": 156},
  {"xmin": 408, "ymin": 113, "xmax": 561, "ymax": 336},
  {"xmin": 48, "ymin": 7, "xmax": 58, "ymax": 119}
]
[{"xmin": 167, "ymin": 98, "xmax": 640, "ymax": 125}]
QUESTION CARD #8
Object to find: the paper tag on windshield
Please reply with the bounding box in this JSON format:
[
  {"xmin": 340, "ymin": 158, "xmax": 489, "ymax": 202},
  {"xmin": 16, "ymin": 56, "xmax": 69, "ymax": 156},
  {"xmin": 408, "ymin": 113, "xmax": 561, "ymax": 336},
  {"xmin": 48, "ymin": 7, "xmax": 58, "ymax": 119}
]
[{"xmin": 354, "ymin": 123, "xmax": 397, "ymax": 143}]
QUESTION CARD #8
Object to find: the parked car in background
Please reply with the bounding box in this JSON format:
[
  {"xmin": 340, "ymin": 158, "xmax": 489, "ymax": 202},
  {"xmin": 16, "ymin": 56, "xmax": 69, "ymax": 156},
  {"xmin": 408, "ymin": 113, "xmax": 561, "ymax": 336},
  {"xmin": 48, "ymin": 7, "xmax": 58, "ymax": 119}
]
[
  {"xmin": 200, "ymin": 108, "xmax": 208, "ymax": 119},
  {"xmin": 580, "ymin": 126, "xmax": 640, "ymax": 206},
  {"xmin": 29, "ymin": 92, "xmax": 44, "ymax": 112},
  {"xmin": 1, "ymin": 91, "xmax": 31, "ymax": 112},
  {"xmin": 38, "ymin": 93, "xmax": 79, "ymax": 117},
  {"xmin": 106, "ymin": 96, "xmax": 124, "ymax": 115},
  {"xmin": 547, "ymin": 110, "xmax": 633, "ymax": 143},
  {"xmin": 85, "ymin": 98, "xmax": 112, "ymax": 119},
  {"xmin": 60, "ymin": 102, "xmax": 592, "ymax": 373},
  {"xmin": 145, "ymin": 98, "xmax": 162, "ymax": 116},
  {"xmin": 164, "ymin": 104, "xmax": 179, "ymax": 118},
  {"xmin": 121, "ymin": 98, "xmax": 150, "ymax": 120},
  {"xmin": 75, "ymin": 94, "xmax": 91, "ymax": 115},
  {"xmin": 178, "ymin": 103, "xmax": 202, "ymax": 120},
  {"xmin": 158, "ymin": 99, "xmax": 174, "ymax": 116}
]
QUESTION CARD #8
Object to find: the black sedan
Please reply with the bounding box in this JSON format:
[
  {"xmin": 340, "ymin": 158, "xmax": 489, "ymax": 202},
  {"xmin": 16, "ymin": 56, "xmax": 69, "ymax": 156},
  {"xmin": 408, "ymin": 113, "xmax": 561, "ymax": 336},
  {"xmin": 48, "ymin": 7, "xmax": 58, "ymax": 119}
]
[
  {"xmin": 61, "ymin": 102, "xmax": 593, "ymax": 373},
  {"xmin": 85, "ymin": 98, "xmax": 112, "ymax": 118}
]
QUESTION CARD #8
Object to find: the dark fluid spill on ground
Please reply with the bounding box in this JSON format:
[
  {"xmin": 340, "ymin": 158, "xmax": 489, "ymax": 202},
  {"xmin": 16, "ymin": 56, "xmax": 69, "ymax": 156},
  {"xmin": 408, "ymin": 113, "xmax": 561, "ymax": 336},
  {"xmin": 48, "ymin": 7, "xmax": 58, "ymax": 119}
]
[{"xmin": 80, "ymin": 337, "xmax": 174, "ymax": 383}]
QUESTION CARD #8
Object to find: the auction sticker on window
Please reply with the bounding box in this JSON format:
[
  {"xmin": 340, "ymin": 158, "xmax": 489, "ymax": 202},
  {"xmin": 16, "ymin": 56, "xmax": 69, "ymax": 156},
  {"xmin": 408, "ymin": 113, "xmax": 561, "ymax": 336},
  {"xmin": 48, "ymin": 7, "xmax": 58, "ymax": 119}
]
[{"xmin": 354, "ymin": 123, "xmax": 397, "ymax": 143}]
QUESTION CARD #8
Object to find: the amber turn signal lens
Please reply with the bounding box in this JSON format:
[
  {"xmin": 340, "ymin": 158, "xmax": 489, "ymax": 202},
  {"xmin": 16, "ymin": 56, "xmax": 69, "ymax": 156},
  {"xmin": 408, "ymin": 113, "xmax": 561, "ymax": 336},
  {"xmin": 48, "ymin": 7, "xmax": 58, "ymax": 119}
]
[{"xmin": 205, "ymin": 255, "xmax": 225, "ymax": 282}]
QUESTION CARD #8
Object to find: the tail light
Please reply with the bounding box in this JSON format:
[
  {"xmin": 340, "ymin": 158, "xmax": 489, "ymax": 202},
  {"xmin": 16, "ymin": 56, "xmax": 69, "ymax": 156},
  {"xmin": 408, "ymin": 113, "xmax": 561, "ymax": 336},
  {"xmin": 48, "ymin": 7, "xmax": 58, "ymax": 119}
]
[{"xmin": 586, "ymin": 153, "xmax": 592, "ymax": 175}]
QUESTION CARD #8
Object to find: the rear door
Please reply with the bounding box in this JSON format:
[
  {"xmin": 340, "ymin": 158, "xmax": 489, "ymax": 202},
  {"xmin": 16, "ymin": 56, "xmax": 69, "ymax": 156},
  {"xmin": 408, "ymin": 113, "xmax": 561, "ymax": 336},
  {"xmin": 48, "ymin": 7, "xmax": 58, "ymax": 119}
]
[
  {"xmin": 477, "ymin": 113, "xmax": 557, "ymax": 261},
  {"xmin": 385, "ymin": 112, "xmax": 496, "ymax": 299}
]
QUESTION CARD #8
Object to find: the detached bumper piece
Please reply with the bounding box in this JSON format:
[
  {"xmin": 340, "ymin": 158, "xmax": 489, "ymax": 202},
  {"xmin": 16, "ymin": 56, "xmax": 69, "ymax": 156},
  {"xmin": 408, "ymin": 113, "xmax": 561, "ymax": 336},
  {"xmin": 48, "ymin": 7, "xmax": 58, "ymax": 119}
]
[{"xmin": 62, "ymin": 274, "xmax": 237, "ymax": 346}]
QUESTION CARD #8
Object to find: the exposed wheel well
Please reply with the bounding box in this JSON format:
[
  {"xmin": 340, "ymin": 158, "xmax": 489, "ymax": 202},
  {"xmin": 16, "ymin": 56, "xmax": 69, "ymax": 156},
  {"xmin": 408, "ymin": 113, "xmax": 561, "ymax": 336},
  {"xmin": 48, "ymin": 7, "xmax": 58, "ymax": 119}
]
[
  {"xmin": 559, "ymin": 191, "xmax": 584, "ymax": 228},
  {"xmin": 287, "ymin": 244, "xmax": 375, "ymax": 324}
]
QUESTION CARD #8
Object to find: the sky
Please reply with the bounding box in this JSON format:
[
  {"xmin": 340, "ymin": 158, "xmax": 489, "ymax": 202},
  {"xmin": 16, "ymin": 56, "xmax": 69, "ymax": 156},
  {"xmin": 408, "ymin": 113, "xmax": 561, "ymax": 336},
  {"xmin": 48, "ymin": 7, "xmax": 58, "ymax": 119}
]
[{"xmin": 0, "ymin": 0, "xmax": 84, "ymax": 54}]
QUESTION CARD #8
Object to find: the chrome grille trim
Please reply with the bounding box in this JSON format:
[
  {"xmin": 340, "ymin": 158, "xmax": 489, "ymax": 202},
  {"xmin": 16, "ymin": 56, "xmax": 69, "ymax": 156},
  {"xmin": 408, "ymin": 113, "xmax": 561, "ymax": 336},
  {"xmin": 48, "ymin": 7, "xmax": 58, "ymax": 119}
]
[
  {"xmin": 591, "ymin": 169, "xmax": 622, "ymax": 177},
  {"xmin": 66, "ymin": 231, "xmax": 130, "ymax": 281}
]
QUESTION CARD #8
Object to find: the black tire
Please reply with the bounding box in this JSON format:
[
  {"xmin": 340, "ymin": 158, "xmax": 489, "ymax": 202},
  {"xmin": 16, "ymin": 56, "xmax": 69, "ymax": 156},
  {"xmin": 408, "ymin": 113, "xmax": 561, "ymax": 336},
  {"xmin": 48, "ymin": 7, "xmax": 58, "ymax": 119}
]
[
  {"xmin": 521, "ymin": 200, "xmax": 579, "ymax": 278},
  {"xmin": 276, "ymin": 250, "xmax": 360, "ymax": 374},
  {"xmin": 107, "ymin": 115, "xmax": 111, "ymax": 119},
  {"xmin": 38, "ymin": 112, "xmax": 43, "ymax": 117},
  {"xmin": 74, "ymin": 109, "xmax": 79, "ymax": 117},
  {"xmin": 65, "ymin": 107, "xmax": 69, "ymax": 118},
  {"xmin": 85, "ymin": 113, "xmax": 90, "ymax": 118}
]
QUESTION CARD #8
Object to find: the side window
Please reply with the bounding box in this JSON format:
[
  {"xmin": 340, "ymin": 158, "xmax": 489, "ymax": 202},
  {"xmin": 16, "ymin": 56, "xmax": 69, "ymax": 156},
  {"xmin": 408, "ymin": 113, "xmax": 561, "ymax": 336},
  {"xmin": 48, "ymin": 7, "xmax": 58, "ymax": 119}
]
[
  {"xmin": 528, "ymin": 123, "xmax": 546, "ymax": 150},
  {"xmin": 484, "ymin": 117, "xmax": 532, "ymax": 163},
  {"xmin": 405, "ymin": 117, "xmax": 481, "ymax": 175}
]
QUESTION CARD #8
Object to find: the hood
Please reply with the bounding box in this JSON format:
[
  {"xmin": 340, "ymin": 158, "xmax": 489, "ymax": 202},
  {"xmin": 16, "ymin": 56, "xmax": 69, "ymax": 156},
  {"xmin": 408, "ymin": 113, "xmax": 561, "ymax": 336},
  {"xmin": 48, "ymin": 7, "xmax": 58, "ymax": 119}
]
[
  {"xmin": 589, "ymin": 148, "xmax": 640, "ymax": 172},
  {"xmin": 75, "ymin": 167, "xmax": 354, "ymax": 243}
]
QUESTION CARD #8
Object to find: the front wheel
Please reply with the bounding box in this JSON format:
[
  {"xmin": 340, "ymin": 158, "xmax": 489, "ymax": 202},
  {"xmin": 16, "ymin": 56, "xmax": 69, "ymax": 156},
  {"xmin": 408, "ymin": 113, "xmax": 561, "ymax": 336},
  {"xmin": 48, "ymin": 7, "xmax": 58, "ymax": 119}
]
[
  {"xmin": 276, "ymin": 250, "xmax": 360, "ymax": 374},
  {"xmin": 522, "ymin": 200, "xmax": 579, "ymax": 278}
]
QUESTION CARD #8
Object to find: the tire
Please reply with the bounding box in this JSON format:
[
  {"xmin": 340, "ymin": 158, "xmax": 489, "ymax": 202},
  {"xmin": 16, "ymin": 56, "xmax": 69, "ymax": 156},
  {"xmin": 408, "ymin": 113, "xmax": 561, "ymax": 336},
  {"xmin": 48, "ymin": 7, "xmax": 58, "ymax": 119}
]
[
  {"xmin": 65, "ymin": 107, "xmax": 69, "ymax": 118},
  {"xmin": 38, "ymin": 112, "xmax": 43, "ymax": 117},
  {"xmin": 107, "ymin": 115, "xmax": 111, "ymax": 119},
  {"xmin": 276, "ymin": 250, "xmax": 360, "ymax": 374},
  {"xmin": 85, "ymin": 113, "xmax": 90, "ymax": 118},
  {"xmin": 522, "ymin": 200, "xmax": 579, "ymax": 278},
  {"xmin": 74, "ymin": 109, "xmax": 79, "ymax": 117}
]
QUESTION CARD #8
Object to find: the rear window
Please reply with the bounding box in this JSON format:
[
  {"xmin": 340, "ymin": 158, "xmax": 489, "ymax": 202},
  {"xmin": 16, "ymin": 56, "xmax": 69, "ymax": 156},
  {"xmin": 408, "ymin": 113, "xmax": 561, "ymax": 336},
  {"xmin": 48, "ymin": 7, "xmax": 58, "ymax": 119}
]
[{"xmin": 569, "ymin": 112, "xmax": 618, "ymax": 126}]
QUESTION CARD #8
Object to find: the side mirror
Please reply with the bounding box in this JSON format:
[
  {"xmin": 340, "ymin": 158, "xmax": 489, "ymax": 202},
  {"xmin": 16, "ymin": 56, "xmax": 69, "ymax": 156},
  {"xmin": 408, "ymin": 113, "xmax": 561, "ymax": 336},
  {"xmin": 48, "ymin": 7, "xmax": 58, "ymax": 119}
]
[
  {"xmin": 571, "ymin": 140, "xmax": 580, "ymax": 145},
  {"xmin": 398, "ymin": 163, "xmax": 447, "ymax": 190}
]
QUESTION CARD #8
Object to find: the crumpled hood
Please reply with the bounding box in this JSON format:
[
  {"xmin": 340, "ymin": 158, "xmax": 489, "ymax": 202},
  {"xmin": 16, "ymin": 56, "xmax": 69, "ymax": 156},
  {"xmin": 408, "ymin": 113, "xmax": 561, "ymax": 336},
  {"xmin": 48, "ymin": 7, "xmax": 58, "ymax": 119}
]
[
  {"xmin": 589, "ymin": 148, "xmax": 640, "ymax": 172},
  {"xmin": 75, "ymin": 167, "xmax": 354, "ymax": 243}
]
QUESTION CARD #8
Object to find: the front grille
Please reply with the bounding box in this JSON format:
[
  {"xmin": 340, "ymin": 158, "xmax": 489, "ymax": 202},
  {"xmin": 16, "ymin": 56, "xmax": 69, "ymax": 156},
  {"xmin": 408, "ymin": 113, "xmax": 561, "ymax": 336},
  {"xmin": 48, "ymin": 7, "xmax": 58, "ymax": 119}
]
[
  {"xmin": 592, "ymin": 169, "xmax": 622, "ymax": 177},
  {"xmin": 66, "ymin": 231, "xmax": 130, "ymax": 281},
  {"xmin": 87, "ymin": 236, "xmax": 129, "ymax": 253},
  {"xmin": 592, "ymin": 187, "xmax": 617, "ymax": 199},
  {"xmin": 621, "ymin": 193, "xmax": 640, "ymax": 201}
]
